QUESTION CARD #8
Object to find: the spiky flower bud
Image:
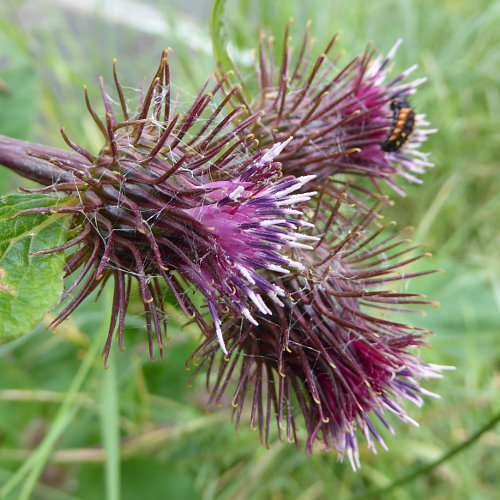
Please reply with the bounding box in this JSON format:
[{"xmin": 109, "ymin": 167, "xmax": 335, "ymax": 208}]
[
  {"xmin": 190, "ymin": 187, "xmax": 451, "ymax": 468},
  {"xmin": 230, "ymin": 24, "xmax": 435, "ymax": 193},
  {"xmin": 12, "ymin": 51, "xmax": 317, "ymax": 361}
]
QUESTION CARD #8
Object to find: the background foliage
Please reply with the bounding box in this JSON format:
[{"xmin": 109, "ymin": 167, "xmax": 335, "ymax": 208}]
[{"xmin": 0, "ymin": 0, "xmax": 499, "ymax": 498}]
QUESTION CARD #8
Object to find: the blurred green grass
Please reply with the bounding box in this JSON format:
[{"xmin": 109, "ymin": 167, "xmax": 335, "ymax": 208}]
[{"xmin": 0, "ymin": 0, "xmax": 499, "ymax": 499}]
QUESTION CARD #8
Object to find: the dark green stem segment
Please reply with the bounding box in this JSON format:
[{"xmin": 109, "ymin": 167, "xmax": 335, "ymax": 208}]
[
  {"xmin": 351, "ymin": 410, "xmax": 500, "ymax": 499},
  {"xmin": 0, "ymin": 134, "xmax": 79, "ymax": 186}
]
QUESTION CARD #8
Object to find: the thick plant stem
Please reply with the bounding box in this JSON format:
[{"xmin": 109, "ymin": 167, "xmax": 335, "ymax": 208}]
[{"xmin": 0, "ymin": 134, "xmax": 81, "ymax": 186}]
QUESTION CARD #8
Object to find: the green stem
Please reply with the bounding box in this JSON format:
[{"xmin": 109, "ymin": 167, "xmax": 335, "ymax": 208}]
[
  {"xmin": 351, "ymin": 410, "xmax": 500, "ymax": 499},
  {"xmin": 210, "ymin": 0, "xmax": 235, "ymax": 76},
  {"xmin": 101, "ymin": 345, "xmax": 121, "ymax": 500}
]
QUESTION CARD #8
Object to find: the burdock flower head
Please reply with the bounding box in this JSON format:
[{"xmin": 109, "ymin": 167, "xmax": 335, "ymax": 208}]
[
  {"xmin": 0, "ymin": 21, "xmax": 449, "ymax": 470},
  {"xmin": 230, "ymin": 23, "xmax": 435, "ymax": 193},
  {"xmin": 190, "ymin": 186, "xmax": 450, "ymax": 468},
  {"xmin": 12, "ymin": 50, "xmax": 317, "ymax": 361}
]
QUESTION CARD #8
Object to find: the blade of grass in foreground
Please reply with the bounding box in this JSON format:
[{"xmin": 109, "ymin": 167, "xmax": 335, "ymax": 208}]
[
  {"xmin": 0, "ymin": 467, "xmax": 81, "ymax": 500},
  {"xmin": 100, "ymin": 344, "xmax": 120, "ymax": 500},
  {"xmin": 0, "ymin": 285, "xmax": 113, "ymax": 500},
  {"xmin": 210, "ymin": 0, "xmax": 234, "ymax": 75}
]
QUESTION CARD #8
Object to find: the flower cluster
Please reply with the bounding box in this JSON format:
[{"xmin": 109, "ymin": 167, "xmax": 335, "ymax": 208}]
[
  {"xmin": 190, "ymin": 186, "xmax": 446, "ymax": 468},
  {"xmin": 185, "ymin": 28, "xmax": 447, "ymax": 465},
  {"xmin": 1, "ymin": 25, "xmax": 447, "ymax": 467}
]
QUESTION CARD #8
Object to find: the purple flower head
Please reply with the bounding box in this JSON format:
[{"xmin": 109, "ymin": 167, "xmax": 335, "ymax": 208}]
[
  {"xmin": 230, "ymin": 25, "xmax": 436, "ymax": 193},
  {"xmin": 15, "ymin": 51, "xmax": 316, "ymax": 361},
  {"xmin": 189, "ymin": 188, "xmax": 452, "ymax": 467},
  {"xmin": 185, "ymin": 140, "xmax": 318, "ymax": 353}
]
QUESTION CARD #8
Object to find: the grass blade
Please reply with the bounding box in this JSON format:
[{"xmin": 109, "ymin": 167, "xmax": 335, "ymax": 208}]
[{"xmin": 100, "ymin": 346, "xmax": 121, "ymax": 500}]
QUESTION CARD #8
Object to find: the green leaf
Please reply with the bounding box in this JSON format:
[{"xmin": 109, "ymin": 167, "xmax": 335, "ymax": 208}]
[{"xmin": 0, "ymin": 194, "xmax": 69, "ymax": 342}]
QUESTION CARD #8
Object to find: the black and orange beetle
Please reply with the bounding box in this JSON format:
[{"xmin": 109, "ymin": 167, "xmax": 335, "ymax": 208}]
[{"xmin": 381, "ymin": 97, "xmax": 415, "ymax": 152}]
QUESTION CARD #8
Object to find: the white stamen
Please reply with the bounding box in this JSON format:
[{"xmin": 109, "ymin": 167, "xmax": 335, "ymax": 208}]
[
  {"xmin": 214, "ymin": 316, "xmax": 227, "ymax": 355},
  {"xmin": 270, "ymin": 174, "xmax": 316, "ymax": 197},
  {"xmin": 268, "ymin": 264, "xmax": 290, "ymax": 274},
  {"xmin": 238, "ymin": 265, "xmax": 256, "ymax": 284},
  {"xmin": 387, "ymin": 38, "xmax": 403, "ymax": 61},
  {"xmin": 248, "ymin": 290, "xmax": 272, "ymax": 315},
  {"xmin": 285, "ymin": 259, "xmax": 306, "ymax": 271},
  {"xmin": 229, "ymin": 185, "xmax": 245, "ymax": 201},
  {"xmin": 260, "ymin": 219, "xmax": 284, "ymax": 227},
  {"xmin": 268, "ymin": 291, "xmax": 285, "ymax": 306},
  {"xmin": 399, "ymin": 63, "xmax": 418, "ymax": 79},
  {"xmin": 285, "ymin": 241, "xmax": 315, "ymax": 249},
  {"xmin": 259, "ymin": 137, "xmax": 293, "ymax": 164},
  {"xmin": 242, "ymin": 307, "xmax": 258, "ymax": 325},
  {"xmin": 277, "ymin": 191, "xmax": 317, "ymax": 205}
]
